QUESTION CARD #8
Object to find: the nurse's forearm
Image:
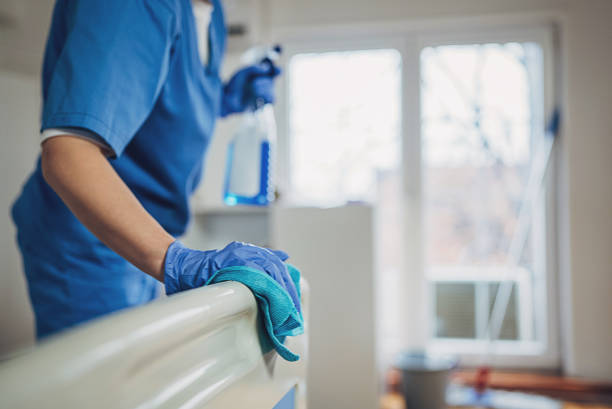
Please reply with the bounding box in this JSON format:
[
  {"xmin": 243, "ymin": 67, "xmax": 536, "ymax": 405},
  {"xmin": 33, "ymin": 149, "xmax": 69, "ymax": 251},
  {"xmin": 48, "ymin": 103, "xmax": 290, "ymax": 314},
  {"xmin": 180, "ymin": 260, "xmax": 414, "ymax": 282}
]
[{"xmin": 41, "ymin": 135, "xmax": 174, "ymax": 281}]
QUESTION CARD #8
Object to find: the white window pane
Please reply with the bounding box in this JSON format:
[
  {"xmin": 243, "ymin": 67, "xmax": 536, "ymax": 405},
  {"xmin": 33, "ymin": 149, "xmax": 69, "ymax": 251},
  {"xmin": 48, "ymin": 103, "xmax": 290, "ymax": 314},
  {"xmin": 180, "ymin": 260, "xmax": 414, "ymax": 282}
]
[
  {"xmin": 288, "ymin": 49, "xmax": 402, "ymax": 205},
  {"xmin": 422, "ymin": 43, "xmax": 541, "ymax": 267},
  {"xmin": 421, "ymin": 42, "xmax": 546, "ymax": 344},
  {"xmin": 435, "ymin": 282, "xmax": 476, "ymax": 339}
]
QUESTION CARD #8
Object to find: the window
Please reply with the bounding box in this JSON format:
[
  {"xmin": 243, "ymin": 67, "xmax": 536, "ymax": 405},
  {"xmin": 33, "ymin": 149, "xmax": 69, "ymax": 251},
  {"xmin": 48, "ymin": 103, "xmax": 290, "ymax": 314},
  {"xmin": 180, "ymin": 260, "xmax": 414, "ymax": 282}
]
[
  {"xmin": 287, "ymin": 49, "xmax": 401, "ymax": 206},
  {"xmin": 281, "ymin": 27, "xmax": 557, "ymax": 368},
  {"xmin": 421, "ymin": 42, "xmax": 551, "ymax": 352}
]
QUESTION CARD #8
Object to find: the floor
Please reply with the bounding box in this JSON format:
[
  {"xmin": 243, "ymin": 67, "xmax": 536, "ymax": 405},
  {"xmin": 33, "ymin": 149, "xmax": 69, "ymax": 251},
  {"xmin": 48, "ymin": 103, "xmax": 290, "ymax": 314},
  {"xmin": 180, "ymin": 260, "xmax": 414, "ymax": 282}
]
[
  {"xmin": 451, "ymin": 405, "xmax": 612, "ymax": 409},
  {"xmin": 380, "ymin": 369, "xmax": 612, "ymax": 409}
]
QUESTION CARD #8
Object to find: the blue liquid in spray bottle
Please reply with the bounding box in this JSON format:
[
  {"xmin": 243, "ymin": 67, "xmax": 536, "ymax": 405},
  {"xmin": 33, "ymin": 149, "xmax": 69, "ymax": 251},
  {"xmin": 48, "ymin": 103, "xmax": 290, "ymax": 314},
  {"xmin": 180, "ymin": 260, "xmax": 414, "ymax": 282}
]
[
  {"xmin": 223, "ymin": 105, "xmax": 275, "ymax": 206},
  {"xmin": 223, "ymin": 45, "xmax": 280, "ymax": 206}
]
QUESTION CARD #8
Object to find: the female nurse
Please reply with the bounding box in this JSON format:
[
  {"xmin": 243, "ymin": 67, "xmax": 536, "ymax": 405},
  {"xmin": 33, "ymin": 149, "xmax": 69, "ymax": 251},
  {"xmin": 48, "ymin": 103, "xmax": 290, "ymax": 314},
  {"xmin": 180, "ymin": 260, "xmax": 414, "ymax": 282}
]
[{"xmin": 11, "ymin": 0, "xmax": 299, "ymax": 338}]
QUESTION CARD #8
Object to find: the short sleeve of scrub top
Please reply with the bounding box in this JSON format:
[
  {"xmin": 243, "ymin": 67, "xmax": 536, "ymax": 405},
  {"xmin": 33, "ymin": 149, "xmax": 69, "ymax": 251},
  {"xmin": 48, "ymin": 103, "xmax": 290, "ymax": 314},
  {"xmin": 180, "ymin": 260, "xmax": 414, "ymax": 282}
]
[{"xmin": 41, "ymin": 1, "xmax": 178, "ymax": 157}]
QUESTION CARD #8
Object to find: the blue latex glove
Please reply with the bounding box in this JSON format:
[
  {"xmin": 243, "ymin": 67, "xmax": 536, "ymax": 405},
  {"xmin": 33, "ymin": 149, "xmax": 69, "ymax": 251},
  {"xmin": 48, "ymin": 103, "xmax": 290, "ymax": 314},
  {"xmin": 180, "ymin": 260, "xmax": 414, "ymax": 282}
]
[
  {"xmin": 164, "ymin": 241, "xmax": 300, "ymax": 313},
  {"xmin": 220, "ymin": 59, "xmax": 281, "ymax": 117}
]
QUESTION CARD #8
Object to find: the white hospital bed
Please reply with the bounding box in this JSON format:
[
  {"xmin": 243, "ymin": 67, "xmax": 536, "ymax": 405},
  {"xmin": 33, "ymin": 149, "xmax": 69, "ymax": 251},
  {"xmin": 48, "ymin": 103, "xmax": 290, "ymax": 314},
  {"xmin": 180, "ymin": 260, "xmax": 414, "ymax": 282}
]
[{"xmin": 0, "ymin": 280, "xmax": 308, "ymax": 409}]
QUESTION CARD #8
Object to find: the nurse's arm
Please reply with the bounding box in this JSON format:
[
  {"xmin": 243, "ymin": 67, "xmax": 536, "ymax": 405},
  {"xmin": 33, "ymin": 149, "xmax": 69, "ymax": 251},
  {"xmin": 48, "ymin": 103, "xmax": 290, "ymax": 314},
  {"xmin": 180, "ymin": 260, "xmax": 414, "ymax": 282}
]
[{"xmin": 40, "ymin": 135, "xmax": 175, "ymax": 282}]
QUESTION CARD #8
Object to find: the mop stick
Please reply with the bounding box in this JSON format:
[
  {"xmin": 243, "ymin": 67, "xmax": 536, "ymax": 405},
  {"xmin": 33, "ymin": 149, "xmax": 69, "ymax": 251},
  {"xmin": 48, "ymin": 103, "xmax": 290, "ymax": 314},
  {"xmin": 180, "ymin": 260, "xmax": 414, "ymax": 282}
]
[{"xmin": 475, "ymin": 109, "xmax": 560, "ymax": 394}]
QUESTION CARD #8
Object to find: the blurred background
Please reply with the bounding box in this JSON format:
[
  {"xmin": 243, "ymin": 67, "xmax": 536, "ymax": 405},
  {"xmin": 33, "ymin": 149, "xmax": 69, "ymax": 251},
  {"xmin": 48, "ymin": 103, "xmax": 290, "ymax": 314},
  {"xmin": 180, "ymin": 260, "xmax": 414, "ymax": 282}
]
[{"xmin": 1, "ymin": 0, "xmax": 611, "ymax": 408}]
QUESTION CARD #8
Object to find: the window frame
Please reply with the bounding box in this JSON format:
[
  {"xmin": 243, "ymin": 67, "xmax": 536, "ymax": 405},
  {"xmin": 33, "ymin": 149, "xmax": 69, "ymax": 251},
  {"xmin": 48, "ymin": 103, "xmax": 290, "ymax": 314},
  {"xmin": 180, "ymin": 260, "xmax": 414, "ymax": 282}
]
[
  {"xmin": 274, "ymin": 22, "xmax": 560, "ymax": 369},
  {"xmin": 417, "ymin": 26, "xmax": 559, "ymax": 369},
  {"xmin": 429, "ymin": 266, "xmax": 534, "ymax": 342}
]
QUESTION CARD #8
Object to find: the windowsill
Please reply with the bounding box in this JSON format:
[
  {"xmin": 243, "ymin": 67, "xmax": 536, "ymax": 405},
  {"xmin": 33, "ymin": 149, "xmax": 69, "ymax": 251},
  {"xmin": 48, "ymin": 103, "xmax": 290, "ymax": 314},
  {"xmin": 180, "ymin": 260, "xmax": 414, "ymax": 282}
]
[{"xmin": 192, "ymin": 205, "xmax": 270, "ymax": 216}]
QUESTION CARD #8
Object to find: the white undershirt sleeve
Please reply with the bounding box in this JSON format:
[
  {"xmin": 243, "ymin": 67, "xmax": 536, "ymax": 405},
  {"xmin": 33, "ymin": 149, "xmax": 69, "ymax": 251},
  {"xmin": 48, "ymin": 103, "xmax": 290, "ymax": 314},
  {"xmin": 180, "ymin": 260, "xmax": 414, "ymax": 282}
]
[
  {"xmin": 41, "ymin": 128, "xmax": 114, "ymax": 157},
  {"xmin": 192, "ymin": 0, "xmax": 213, "ymax": 66}
]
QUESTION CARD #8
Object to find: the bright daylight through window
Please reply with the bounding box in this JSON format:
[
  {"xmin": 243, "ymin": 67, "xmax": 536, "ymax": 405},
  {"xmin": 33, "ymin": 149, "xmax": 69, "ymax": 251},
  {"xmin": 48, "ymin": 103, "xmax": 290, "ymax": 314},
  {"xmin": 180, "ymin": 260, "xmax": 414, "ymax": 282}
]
[
  {"xmin": 421, "ymin": 42, "xmax": 550, "ymax": 350},
  {"xmin": 288, "ymin": 49, "xmax": 402, "ymax": 206}
]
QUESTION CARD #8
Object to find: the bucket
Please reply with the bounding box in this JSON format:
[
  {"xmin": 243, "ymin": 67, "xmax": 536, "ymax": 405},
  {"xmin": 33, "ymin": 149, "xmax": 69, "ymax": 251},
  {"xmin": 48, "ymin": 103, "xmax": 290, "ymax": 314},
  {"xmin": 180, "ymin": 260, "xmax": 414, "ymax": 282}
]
[{"xmin": 393, "ymin": 351, "xmax": 457, "ymax": 409}]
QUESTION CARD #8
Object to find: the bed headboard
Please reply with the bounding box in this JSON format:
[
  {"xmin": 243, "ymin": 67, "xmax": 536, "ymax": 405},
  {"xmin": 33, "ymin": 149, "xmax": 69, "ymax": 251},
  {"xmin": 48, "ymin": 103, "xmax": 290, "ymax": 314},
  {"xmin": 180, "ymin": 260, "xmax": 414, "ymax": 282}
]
[{"xmin": 0, "ymin": 281, "xmax": 308, "ymax": 409}]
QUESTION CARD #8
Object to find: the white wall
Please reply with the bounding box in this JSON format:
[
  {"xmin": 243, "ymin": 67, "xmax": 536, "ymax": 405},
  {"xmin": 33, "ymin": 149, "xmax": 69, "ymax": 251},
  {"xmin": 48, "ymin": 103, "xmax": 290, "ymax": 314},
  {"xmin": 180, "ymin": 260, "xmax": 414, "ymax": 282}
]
[
  {"xmin": 0, "ymin": 71, "xmax": 39, "ymax": 354},
  {"xmin": 261, "ymin": 0, "xmax": 570, "ymax": 31},
  {"xmin": 560, "ymin": 0, "xmax": 612, "ymax": 380},
  {"xmin": 0, "ymin": 0, "xmax": 53, "ymax": 356},
  {"xmin": 0, "ymin": 0, "xmax": 53, "ymax": 76}
]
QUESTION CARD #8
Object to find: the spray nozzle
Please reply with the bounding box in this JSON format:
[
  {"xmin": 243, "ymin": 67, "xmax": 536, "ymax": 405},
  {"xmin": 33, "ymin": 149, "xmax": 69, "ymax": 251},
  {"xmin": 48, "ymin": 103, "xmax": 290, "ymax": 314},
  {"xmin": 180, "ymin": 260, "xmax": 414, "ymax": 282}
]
[{"xmin": 241, "ymin": 44, "xmax": 283, "ymax": 65}]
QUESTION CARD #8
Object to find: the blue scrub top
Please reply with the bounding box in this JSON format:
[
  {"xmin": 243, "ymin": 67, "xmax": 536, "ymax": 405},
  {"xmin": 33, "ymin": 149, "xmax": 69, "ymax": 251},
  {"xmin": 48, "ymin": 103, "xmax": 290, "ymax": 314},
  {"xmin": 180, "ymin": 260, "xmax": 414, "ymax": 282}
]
[{"xmin": 12, "ymin": 0, "xmax": 227, "ymax": 337}]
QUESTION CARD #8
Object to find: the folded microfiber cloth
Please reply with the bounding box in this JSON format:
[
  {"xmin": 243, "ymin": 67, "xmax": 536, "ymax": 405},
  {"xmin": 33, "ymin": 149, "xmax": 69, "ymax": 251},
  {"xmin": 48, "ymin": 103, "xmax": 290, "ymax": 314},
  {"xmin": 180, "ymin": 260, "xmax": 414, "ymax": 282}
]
[{"xmin": 205, "ymin": 263, "xmax": 304, "ymax": 361}]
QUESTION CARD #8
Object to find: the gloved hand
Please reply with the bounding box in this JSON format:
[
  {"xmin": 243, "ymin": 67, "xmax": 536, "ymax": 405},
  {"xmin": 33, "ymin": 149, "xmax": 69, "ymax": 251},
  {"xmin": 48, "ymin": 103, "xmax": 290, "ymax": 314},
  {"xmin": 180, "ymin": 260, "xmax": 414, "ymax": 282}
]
[
  {"xmin": 220, "ymin": 59, "xmax": 281, "ymax": 117},
  {"xmin": 164, "ymin": 240, "xmax": 300, "ymax": 312}
]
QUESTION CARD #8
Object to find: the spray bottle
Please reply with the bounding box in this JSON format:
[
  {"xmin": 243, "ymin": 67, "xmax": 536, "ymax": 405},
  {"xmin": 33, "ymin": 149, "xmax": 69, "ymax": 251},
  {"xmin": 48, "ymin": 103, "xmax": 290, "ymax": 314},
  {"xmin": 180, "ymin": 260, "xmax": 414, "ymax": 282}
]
[{"xmin": 223, "ymin": 45, "xmax": 281, "ymax": 206}]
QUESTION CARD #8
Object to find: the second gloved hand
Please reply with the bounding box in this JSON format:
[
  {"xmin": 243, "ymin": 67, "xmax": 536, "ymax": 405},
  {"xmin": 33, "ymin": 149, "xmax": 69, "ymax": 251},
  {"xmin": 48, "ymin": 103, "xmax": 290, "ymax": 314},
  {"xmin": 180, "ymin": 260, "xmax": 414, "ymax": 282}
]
[
  {"xmin": 220, "ymin": 59, "xmax": 281, "ymax": 117},
  {"xmin": 164, "ymin": 241, "xmax": 300, "ymax": 312}
]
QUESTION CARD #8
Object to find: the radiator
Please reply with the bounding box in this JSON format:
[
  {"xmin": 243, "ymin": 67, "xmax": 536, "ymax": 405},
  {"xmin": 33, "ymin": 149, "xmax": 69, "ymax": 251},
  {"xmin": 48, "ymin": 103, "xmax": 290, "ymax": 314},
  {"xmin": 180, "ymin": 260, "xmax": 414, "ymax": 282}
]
[{"xmin": 0, "ymin": 280, "xmax": 308, "ymax": 409}]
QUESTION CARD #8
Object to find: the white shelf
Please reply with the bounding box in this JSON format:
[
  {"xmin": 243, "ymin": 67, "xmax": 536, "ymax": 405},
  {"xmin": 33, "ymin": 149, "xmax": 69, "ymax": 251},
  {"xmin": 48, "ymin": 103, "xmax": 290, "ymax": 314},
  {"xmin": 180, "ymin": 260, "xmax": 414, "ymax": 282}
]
[{"xmin": 192, "ymin": 205, "xmax": 270, "ymax": 216}]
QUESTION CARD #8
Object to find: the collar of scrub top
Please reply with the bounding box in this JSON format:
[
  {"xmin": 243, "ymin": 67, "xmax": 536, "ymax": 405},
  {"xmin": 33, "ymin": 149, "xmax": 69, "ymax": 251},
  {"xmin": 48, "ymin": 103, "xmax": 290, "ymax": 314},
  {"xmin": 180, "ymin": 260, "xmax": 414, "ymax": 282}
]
[{"xmin": 192, "ymin": 0, "xmax": 214, "ymax": 66}]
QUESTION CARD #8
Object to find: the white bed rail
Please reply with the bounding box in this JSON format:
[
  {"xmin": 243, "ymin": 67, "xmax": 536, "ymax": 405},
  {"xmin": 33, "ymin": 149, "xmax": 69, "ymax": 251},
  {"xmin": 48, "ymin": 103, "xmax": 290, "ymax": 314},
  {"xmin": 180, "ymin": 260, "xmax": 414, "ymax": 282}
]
[{"xmin": 0, "ymin": 281, "xmax": 308, "ymax": 409}]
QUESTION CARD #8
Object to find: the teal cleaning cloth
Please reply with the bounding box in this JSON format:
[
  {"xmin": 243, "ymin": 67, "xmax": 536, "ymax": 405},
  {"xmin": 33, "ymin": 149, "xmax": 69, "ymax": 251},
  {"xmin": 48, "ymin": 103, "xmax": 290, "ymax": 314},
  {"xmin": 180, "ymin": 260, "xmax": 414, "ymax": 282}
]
[{"xmin": 206, "ymin": 264, "xmax": 304, "ymax": 361}]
